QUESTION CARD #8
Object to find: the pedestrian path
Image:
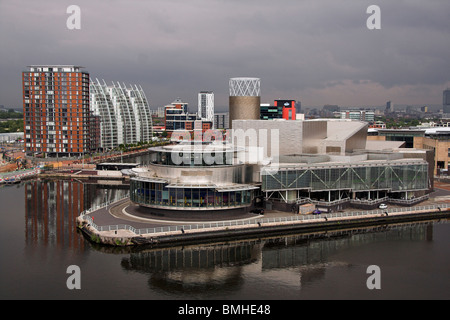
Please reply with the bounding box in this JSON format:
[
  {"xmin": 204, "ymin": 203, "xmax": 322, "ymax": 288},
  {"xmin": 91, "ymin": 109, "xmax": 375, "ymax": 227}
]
[{"xmin": 89, "ymin": 198, "xmax": 289, "ymax": 229}]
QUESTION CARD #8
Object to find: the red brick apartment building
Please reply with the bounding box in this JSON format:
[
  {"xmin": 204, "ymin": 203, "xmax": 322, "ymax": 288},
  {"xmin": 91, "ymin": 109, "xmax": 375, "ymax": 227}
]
[{"xmin": 22, "ymin": 65, "xmax": 99, "ymax": 157}]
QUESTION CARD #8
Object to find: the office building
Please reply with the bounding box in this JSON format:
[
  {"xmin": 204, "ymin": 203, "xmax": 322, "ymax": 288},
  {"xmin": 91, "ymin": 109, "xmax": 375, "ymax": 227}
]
[
  {"xmin": 368, "ymin": 128, "xmax": 424, "ymax": 148},
  {"xmin": 149, "ymin": 107, "xmax": 165, "ymax": 118},
  {"xmin": 260, "ymin": 100, "xmax": 297, "ymax": 120},
  {"xmin": 260, "ymin": 104, "xmax": 282, "ymax": 120},
  {"xmin": 443, "ymin": 89, "xmax": 450, "ymax": 113},
  {"xmin": 386, "ymin": 101, "xmax": 394, "ymax": 113},
  {"xmin": 198, "ymin": 91, "xmax": 214, "ymax": 125},
  {"xmin": 229, "ymin": 77, "xmax": 261, "ymax": 128},
  {"xmin": 22, "ymin": 65, "xmax": 97, "ymax": 157},
  {"xmin": 214, "ymin": 112, "xmax": 229, "ymax": 129},
  {"xmin": 296, "ymin": 100, "xmax": 302, "ymax": 113},
  {"xmin": 340, "ymin": 110, "xmax": 375, "ymax": 123},
  {"xmin": 275, "ymin": 100, "xmax": 296, "ymax": 120},
  {"xmin": 164, "ymin": 98, "xmax": 212, "ymax": 138},
  {"xmin": 413, "ymin": 127, "xmax": 450, "ymax": 175},
  {"xmin": 90, "ymin": 79, "xmax": 153, "ymax": 150},
  {"xmin": 164, "ymin": 98, "xmax": 195, "ymax": 132}
]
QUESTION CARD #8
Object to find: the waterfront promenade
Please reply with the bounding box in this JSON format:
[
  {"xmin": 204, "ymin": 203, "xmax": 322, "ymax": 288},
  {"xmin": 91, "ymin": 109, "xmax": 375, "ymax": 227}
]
[{"xmin": 77, "ymin": 188, "xmax": 450, "ymax": 247}]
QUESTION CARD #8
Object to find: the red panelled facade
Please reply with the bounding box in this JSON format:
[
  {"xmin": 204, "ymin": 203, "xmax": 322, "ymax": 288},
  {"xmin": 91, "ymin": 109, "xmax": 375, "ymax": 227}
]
[
  {"xmin": 274, "ymin": 100, "xmax": 296, "ymax": 120},
  {"xmin": 22, "ymin": 65, "xmax": 98, "ymax": 157}
]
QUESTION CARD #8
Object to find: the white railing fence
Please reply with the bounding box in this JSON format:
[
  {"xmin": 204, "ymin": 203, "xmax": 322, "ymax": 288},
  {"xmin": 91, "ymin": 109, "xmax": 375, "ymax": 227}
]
[{"xmin": 79, "ymin": 198, "xmax": 450, "ymax": 236}]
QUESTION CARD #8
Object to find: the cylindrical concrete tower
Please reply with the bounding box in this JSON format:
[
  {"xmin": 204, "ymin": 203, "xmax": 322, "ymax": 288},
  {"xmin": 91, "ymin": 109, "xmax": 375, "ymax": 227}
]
[{"xmin": 229, "ymin": 77, "xmax": 260, "ymax": 128}]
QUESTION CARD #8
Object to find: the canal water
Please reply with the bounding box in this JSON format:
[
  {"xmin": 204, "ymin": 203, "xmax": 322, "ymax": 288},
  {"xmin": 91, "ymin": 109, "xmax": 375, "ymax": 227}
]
[{"xmin": 0, "ymin": 179, "xmax": 449, "ymax": 301}]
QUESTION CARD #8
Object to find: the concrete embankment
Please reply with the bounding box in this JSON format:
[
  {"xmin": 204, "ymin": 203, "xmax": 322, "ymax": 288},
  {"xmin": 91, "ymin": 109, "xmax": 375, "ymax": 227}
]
[{"xmin": 77, "ymin": 208, "xmax": 450, "ymax": 248}]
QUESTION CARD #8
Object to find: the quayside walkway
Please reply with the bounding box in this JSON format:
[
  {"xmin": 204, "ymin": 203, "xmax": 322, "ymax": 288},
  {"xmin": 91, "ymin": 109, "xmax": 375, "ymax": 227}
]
[{"xmin": 76, "ymin": 195, "xmax": 450, "ymax": 247}]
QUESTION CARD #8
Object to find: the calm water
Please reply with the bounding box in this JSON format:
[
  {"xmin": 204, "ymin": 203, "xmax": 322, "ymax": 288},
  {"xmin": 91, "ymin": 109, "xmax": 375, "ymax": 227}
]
[{"xmin": 0, "ymin": 179, "xmax": 449, "ymax": 300}]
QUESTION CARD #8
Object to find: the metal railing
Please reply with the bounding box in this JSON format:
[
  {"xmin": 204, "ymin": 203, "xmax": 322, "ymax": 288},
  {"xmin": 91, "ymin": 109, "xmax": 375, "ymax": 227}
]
[
  {"xmin": 80, "ymin": 194, "xmax": 130, "ymax": 216},
  {"xmin": 350, "ymin": 196, "xmax": 389, "ymax": 205},
  {"xmin": 388, "ymin": 194, "xmax": 429, "ymax": 205},
  {"xmin": 79, "ymin": 198, "xmax": 450, "ymax": 236},
  {"xmin": 311, "ymin": 197, "xmax": 351, "ymax": 206}
]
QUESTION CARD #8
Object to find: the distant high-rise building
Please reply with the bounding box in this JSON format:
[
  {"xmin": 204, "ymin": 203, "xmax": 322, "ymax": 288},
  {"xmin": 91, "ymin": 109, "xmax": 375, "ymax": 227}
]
[
  {"xmin": 296, "ymin": 100, "xmax": 302, "ymax": 113},
  {"xmin": 149, "ymin": 106, "xmax": 165, "ymax": 118},
  {"xmin": 443, "ymin": 89, "xmax": 450, "ymax": 113},
  {"xmin": 386, "ymin": 101, "xmax": 394, "ymax": 113},
  {"xmin": 229, "ymin": 77, "xmax": 260, "ymax": 128},
  {"xmin": 198, "ymin": 91, "xmax": 214, "ymax": 125},
  {"xmin": 22, "ymin": 65, "xmax": 97, "ymax": 157},
  {"xmin": 90, "ymin": 79, "xmax": 153, "ymax": 149},
  {"xmin": 214, "ymin": 112, "xmax": 229, "ymax": 129}
]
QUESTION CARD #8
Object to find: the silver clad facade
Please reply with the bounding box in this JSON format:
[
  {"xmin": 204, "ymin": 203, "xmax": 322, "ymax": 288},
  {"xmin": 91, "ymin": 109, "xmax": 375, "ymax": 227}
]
[
  {"xmin": 130, "ymin": 143, "xmax": 259, "ymax": 211},
  {"xmin": 130, "ymin": 118, "xmax": 431, "ymax": 215},
  {"xmin": 232, "ymin": 119, "xmax": 368, "ymax": 157}
]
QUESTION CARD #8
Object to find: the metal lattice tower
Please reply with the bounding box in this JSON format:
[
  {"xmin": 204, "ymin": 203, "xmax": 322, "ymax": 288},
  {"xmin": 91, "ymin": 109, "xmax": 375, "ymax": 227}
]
[{"xmin": 229, "ymin": 77, "xmax": 261, "ymax": 97}]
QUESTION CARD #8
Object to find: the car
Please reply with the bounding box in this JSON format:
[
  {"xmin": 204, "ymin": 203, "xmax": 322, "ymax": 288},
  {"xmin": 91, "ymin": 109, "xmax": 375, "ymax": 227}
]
[
  {"xmin": 251, "ymin": 208, "xmax": 264, "ymax": 214},
  {"xmin": 312, "ymin": 209, "xmax": 322, "ymax": 215},
  {"xmin": 379, "ymin": 203, "xmax": 388, "ymax": 209}
]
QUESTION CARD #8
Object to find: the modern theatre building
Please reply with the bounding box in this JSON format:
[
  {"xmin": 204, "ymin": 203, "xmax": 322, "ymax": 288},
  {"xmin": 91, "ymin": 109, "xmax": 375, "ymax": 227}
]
[
  {"xmin": 129, "ymin": 119, "xmax": 433, "ymax": 215},
  {"xmin": 130, "ymin": 142, "xmax": 260, "ymax": 213}
]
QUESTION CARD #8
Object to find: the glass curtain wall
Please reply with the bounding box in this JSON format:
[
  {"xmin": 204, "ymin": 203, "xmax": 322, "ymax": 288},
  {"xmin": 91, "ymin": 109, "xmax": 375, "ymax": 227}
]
[
  {"xmin": 131, "ymin": 180, "xmax": 253, "ymax": 209},
  {"xmin": 262, "ymin": 163, "xmax": 428, "ymax": 192}
]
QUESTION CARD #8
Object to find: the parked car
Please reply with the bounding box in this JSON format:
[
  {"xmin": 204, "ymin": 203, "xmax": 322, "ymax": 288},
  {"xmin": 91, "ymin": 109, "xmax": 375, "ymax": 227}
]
[
  {"xmin": 251, "ymin": 208, "xmax": 264, "ymax": 214},
  {"xmin": 312, "ymin": 209, "xmax": 322, "ymax": 215},
  {"xmin": 379, "ymin": 203, "xmax": 388, "ymax": 209}
]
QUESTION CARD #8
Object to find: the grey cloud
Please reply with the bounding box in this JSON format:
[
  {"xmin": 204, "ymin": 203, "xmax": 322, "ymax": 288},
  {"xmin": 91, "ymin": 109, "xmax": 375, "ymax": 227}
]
[{"xmin": 0, "ymin": 0, "xmax": 449, "ymax": 110}]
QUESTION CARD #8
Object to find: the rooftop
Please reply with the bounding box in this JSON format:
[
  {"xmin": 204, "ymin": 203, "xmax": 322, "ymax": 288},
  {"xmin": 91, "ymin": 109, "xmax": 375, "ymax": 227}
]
[{"xmin": 25, "ymin": 65, "xmax": 86, "ymax": 72}]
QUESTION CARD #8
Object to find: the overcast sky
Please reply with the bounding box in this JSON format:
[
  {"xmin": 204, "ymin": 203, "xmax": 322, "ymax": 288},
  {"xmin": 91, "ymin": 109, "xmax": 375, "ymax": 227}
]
[{"xmin": 1, "ymin": 0, "xmax": 449, "ymax": 111}]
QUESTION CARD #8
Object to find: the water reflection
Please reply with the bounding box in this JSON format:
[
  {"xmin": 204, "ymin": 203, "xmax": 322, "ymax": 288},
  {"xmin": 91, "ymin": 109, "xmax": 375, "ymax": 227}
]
[
  {"xmin": 120, "ymin": 221, "xmax": 439, "ymax": 294},
  {"xmin": 261, "ymin": 223, "xmax": 432, "ymax": 270},
  {"xmin": 2, "ymin": 178, "xmax": 447, "ymax": 299},
  {"xmin": 121, "ymin": 242, "xmax": 260, "ymax": 293},
  {"xmin": 24, "ymin": 179, "xmax": 129, "ymax": 249}
]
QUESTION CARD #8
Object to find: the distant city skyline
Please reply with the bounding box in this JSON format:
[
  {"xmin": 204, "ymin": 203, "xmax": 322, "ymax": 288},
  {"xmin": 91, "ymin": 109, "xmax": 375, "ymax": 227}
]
[{"xmin": 1, "ymin": 1, "xmax": 449, "ymax": 110}]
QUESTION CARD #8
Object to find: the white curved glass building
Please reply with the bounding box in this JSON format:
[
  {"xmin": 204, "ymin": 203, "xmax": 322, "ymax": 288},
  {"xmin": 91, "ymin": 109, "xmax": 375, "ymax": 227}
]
[
  {"xmin": 90, "ymin": 79, "xmax": 153, "ymax": 149},
  {"xmin": 90, "ymin": 79, "xmax": 118, "ymax": 150}
]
